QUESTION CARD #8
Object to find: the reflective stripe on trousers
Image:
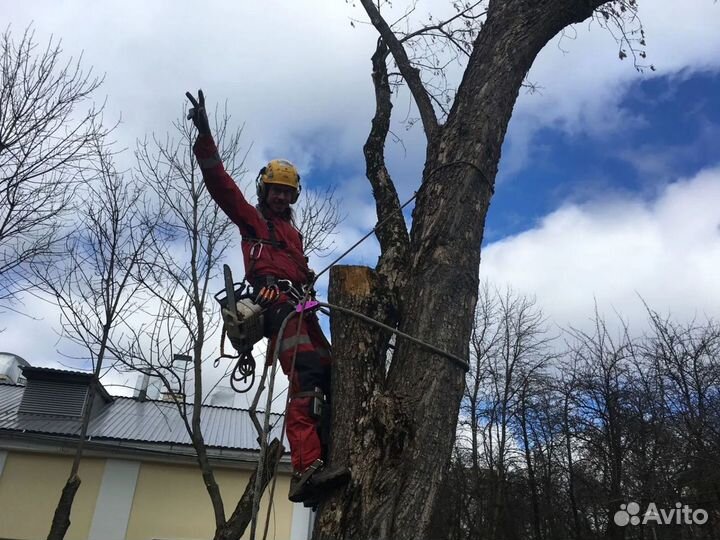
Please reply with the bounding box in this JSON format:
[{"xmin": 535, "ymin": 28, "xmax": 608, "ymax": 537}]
[{"xmin": 271, "ymin": 314, "xmax": 331, "ymax": 471}]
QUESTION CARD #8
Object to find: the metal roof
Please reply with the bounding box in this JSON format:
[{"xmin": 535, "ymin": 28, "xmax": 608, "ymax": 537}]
[{"xmin": 0, "ymin": 384, "xmax": 284, "ymax": 451}]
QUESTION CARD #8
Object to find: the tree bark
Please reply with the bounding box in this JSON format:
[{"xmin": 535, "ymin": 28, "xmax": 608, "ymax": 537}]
[
  {"xmin": 47, "ymin": 339, "xmax": 108, "ymax": 540},
  {"xmin": 46, "ymin": 475, "xmax": 81, "ymax": 540},
  {"xmin": 314, "ymin": 266, "xmax": 398, "ymax": 539}
]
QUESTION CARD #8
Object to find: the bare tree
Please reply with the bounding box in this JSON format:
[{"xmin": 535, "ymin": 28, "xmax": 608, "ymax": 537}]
[
  {"xmin": 30, "ymin": 140, "xmax": 157, "ymax": 540},
  {"xmin": 458, "ymin": 285, "xmax": 552, "ymax": 540},
  {"xmin": 418, "ymin": 299, "xmax": 720, "ymax": 540},
  {"xmin": 0, "ymin": 26, "xmax": 107, "ymax": 304},
  {"xmin": 556, "ymin": 354, "xmax": 586, "ymax": 540},
  {"xmin": 640, "ymin": 309, "xmax": 720, "ymax": 531},
  {"xmin": 127, "ymin": 110, "xmax": 251, "ymax": 539},
  {"xmin": 564, "ymin": 313, "xmax": 639, "ymax": 540},
  {"xmin": 315, "ymin": 2, "xmax": 648, "ymax": 538},
  {"xmin": 295, "ymin": 185, "xmax": 343, "ymax": 258}
]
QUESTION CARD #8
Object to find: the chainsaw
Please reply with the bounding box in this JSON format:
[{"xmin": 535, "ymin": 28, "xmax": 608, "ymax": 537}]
[{"xmin": 213, "ymin": 264, "xmax": 265, "ymax": 393}]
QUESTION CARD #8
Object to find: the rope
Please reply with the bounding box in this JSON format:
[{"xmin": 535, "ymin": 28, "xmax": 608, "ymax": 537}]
[
  {"xmin": 249, "ymin": 292, "xmax": 469, "ymax": 538},
  {"xmin": 249, "ymin": 308, "xmax": 299, "ymax": 540},
  {"xmin": 230, "ymin": 353, "xmax": 256, "ymax": 393},
  {"xmin": 313, "ymin": 192, "xmax": 417, "ymax": 281},
  {"xmin": 318, "ymin": 301, "xmax": 469, "ymax": 372},
  {"xmin": 248, "ymin": 296, "xmax": 468, "ymax": 540},
  {"xmin": 248, "ymin": 354, "xmax": 278, "ymax": 540},
  {"xmin": 426, "ymin": 160, "xmax": 494, "ymax": 195},
  {"xmin": 259, "ymin": 289, "xmax": 312, "ymax": 540}
]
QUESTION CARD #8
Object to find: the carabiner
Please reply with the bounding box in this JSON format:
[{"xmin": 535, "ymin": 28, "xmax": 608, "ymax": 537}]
[
  {"xmin": 249, "ymin": 242, "xmax": 264, "ymax": 260},
  {"xmin": 276, "ymin": 279, "xmax": 302, "ymax": 302},
  {"xmin": 276, "ymin": 279, "xmax": 293, "ymax": 292}
]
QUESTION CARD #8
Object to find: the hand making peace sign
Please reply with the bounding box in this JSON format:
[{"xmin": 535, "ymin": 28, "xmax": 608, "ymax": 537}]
[{"xmin": 185, "ymin": 89, "xmax": 211, "ymax": 136}]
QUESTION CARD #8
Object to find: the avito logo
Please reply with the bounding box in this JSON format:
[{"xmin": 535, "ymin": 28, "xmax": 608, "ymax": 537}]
[{"xmin": 614, "ymin": 501, "xmax": 708, "ymax": 527}]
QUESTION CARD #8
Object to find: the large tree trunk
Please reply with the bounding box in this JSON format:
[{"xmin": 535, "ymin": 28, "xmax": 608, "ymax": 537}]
[
  {"xmin": 315, "ymin": 2, "xmax": 608, "ymax": 539},
  {"xmin": 314, "ymin": 266, "xmax": 398, "ymax": 539}
]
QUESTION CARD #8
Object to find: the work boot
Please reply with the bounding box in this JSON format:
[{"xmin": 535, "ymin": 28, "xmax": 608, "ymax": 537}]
[
  {"xmin": 288, "ymin": 459, "xmax": 324, "ymax": 503},
  {"xmin": 299, "ymin": 465, "xmax": 351, "ymax": 509},
  {"xmin": 309, "ymin": 463, "xmax": 351, "ymax": 491},
  {"xmin": 288, "ymin": 459, "xmax": 351, "ymax": 503}
]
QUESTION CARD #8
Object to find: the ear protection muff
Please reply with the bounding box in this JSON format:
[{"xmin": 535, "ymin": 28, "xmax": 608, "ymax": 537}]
[
  {"xmin": 256, "ymin": 167, "xmax": 267, "ymax": 201},
  {"xmin": 292, "ymin": 180, "xmax": 301, "ymax": 204},
  {"xmin": 291, "ymin": 179, "xmax": 301, "ymax": 204}
]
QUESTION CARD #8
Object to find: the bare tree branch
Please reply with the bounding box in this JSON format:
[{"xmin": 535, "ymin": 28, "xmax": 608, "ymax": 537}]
[
  {"xmin": 359, "ymin": 0, "xmax": 439, "ymax": 138},
  {"xmin": 295, "ymin": 184, "xmax": 343, "ymax": 258},
  {"xmin": 0, "ymin": 26, "xmax": 109, "ymax": 304},
  {"xmin": 31, "ymin": 138, "xmax": 158, "ymax": 540},
  {"xmin": 364, "ymin": 39, "xmax": 410, "ymax": 289}
]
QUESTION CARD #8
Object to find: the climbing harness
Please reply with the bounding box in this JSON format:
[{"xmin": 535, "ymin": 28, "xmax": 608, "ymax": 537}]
[{"xmin": 212, "ymin": 201, "xmax": 307, "ymax": 395}]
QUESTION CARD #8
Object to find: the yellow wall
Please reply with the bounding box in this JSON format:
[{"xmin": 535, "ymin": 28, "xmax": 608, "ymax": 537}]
[
  {"xmin": 0, "ymin": 451, "xmax": 295, "ymax": 540},
  {"xmin": 125, "ymin": 461, "xmax": 294, "ymax": 540},
  {"xmin": 0, "ymin": 452, "xmax": 104, "ymax": 540}
]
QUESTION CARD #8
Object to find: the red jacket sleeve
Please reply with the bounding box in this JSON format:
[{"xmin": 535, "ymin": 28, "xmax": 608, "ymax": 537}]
[{"xmin": 193, "ymin": 134, "xmax": 264, "ymax": 236}]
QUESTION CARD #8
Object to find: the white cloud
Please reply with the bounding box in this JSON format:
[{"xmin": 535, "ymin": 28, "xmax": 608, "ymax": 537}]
[
  {"xmin": 503, "ymin": 0, "xmax": 720, "ymax": 174},
  {"xmin": 1, "ymin": 295, "xmax": 68, "ymax": 367},
  {"xmin": 481, "ymin": 166, "xmax": 720, "ymax": 333},
  {"xmin": 4, "ymin": 0, "xmax": 379, "ymax": 176},
  {"xmin": 7, "ymin": 0, "xmax": 716, "ymax": 191}
]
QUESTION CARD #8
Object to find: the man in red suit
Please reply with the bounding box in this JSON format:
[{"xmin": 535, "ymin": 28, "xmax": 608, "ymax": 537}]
[{"xmin": 186, "ymin": 90, "xmax": 348, "ymax": 504}]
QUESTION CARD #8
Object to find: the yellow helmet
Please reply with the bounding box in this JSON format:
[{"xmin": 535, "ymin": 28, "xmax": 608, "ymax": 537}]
[{"xmin": 256, "ymin": 159, "xmax": 301, "ymax": 203}]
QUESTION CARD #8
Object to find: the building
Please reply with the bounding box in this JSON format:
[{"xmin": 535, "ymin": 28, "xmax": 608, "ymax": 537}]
[{"xmin": 0, "ymin": 358, "xmax": 313, "ymax": 540}]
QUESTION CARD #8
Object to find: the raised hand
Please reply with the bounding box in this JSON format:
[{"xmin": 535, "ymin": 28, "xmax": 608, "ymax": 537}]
[{"xmin": 185, "ymin": 89, "xmax": 211, "ymax": 135}]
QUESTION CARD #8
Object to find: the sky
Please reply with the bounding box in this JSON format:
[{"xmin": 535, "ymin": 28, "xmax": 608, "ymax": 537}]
[{"xmin": 1, "ymin": 1, "xmax": 719, "ymax": 402}]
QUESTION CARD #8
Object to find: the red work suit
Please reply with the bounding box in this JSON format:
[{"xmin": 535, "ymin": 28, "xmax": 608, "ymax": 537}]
[{"xmin": 194, "ymin": 134, "xmax": 331, "ymax": 472}]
